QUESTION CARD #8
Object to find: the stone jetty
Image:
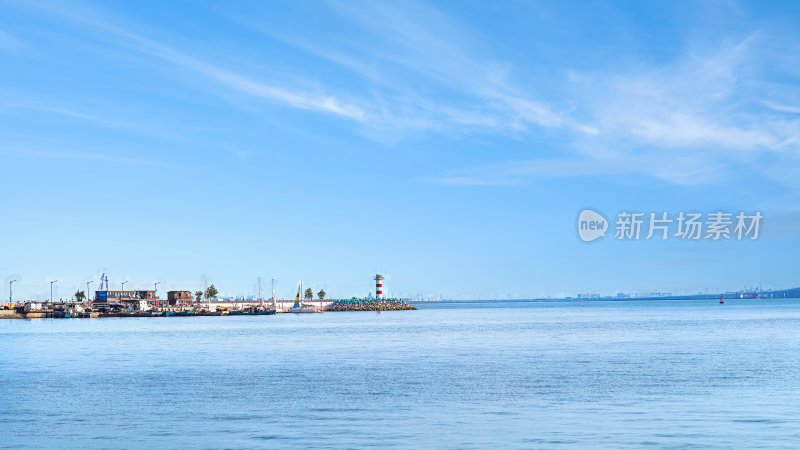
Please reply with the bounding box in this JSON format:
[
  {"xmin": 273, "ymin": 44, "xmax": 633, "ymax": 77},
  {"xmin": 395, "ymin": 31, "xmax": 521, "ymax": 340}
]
[{"xmin": 325, "ymin": 298, "xmax": 416, "ymax": 312}]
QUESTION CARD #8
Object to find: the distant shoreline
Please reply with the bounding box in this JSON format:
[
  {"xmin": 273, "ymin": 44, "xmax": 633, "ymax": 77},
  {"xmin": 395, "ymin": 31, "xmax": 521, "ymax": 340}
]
[{"xmin": 412, "ymin": 294, "xmax": 800, "ymax": 304}]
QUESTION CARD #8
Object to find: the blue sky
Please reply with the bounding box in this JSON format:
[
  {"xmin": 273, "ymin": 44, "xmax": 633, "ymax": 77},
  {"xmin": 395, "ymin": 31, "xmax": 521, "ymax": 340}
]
[{"xmin": 1, "ymin": 0, "xmax": 799, "ymax": 300}]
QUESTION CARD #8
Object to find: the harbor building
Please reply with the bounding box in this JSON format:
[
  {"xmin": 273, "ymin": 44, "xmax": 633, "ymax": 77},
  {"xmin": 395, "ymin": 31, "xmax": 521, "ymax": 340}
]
[
  {"xmin": 167, "ymin": 291, "xmax": 193, "ymax": 306},
  {"xmin": 94, "ymin": 290, "xmax": 155, "ymax": 302},
  {"xmin": 94, "ymin": 290, "xmax": 155, "ymax": 311}
]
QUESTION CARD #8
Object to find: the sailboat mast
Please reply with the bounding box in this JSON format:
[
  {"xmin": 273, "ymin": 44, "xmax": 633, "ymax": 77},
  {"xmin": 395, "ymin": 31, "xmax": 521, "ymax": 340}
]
[{"xmin": 271, "ymin": 278, "xmax": 276, "ymax": 308}]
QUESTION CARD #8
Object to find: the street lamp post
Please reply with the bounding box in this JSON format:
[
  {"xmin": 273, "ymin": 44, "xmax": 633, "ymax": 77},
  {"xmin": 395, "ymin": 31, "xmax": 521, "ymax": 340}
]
[
  {"xmin": 154, "ymin": 281, "xmax": 161, "ymax": 308},
  {"xmin": 50, "ymin": 280, "xmax": 58, "ymax": 303},
  {"xmin": 121, "ymin": 281, "xmax": 128, "ymax": 290},
  {"xmin": 87, "ymin": 281, "xmax": 93, "ymax": 303}
]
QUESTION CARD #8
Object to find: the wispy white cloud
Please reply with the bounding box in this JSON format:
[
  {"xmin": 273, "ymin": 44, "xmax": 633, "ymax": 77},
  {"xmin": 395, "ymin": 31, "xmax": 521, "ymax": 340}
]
[
  {"xmin": 0, "ymin": 28, "xmax": 23, "ymax": 52},
  {"xmin": 21, "ymin": 0, "xmax": 592, "ymax": 139},
  {"xmin": 1, "ymin": 102, "xmax": 140, "ymax": 129},
  {"xmin": 761, "ymin": 100, "xmax": 800, "ymax": 115},
  {"xmin": 3, "ymin": 146, "xmax": 176, "ymax": 168},
  {"xmin": 624, "ymin": 112, "xmax": 777, "ymax": 150},
  {"xmin": 20, "ymin": 1, "xmax": 367, "ymax": 122},
  {"xmin": 428, "ymin": 155, "xmax": 726, "ymax": 187},
  {"xmin": 245, "ymin": 0, "xmax": 796, "ymax": 173},
  {"xmin": 190, "ymin": 64, "xmax": 366, "ymax": 121},
  {"xmin": 581, "ymin": 35, "xmax": 786, "ymax": 150},
  {"xmin": 0, "ymin": 100, "xmax": 219, "ymax": 144},
  {"xmin": 12, "ymin": 0, "xmax": 800, "ymax": 189},
  {"xmin": 237, "ymin": 0, "xmax": 596, "ymax": 137},
  {"xmin": 428, "ymin": 174, "xmax": 523, "ymax": 187},
  {"xmin": 432, "ymin": 32, "xmax": 800, "ymax": 187}
]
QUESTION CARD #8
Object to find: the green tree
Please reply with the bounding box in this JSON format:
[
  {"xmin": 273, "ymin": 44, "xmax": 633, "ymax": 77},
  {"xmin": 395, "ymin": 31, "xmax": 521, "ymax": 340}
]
[
  {"xmin": 205, "ymin": 284, "xmax": 219, "ymax": 299},
  {"xmin": 195, "ymin": 290, "xmax": 203, "ymax": 302},
  {"xmin": 317, "ymin": 289, "xmax": 326, "ymax": 300},
  {"xmin": 74, "ymin": 290, "xmax": 86, "ymax": 302},
  {"xmin": 304, "ymin": 288, "xmax": 313, "ymax": 300}
]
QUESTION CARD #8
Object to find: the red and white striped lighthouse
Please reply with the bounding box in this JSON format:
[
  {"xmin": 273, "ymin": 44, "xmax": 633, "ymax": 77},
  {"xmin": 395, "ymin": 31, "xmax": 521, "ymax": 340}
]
[{"xmin": 374, "ymin": 274, "xmax": 384, "ymax": 299}]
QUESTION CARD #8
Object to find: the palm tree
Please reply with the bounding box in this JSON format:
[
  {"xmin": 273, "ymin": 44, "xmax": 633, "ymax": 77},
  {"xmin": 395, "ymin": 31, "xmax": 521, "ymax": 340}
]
[{"xmin": 317, "ymin": 289, "xmax": 326, "ymax": 300}]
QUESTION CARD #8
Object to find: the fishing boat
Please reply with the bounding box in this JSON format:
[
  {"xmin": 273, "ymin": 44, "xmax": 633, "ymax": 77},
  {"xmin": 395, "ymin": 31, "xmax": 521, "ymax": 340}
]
[
  {"xmin": 246, "ymin": 304, "xmax": 276, "ymax": 315},
  {"xmin": 228, "ymin": 305, "xmax": 275, "ymax": 316},
  {"xmin": 259, "ymin": 277, "xmax": 277, "ymax": 315},
  {"xmin": 229, "ymin": 279, "xmax": 279, "ymax": 315},
  {"xmin": 287, "ymin": 281, "xmax": 321, "ymax": 314}
]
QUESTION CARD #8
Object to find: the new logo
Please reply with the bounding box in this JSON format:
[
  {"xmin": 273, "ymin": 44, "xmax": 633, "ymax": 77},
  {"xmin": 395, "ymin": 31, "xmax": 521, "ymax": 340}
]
[{"xmin": 578, "ymin": 209, "xmax": 608, "ymax": 242}]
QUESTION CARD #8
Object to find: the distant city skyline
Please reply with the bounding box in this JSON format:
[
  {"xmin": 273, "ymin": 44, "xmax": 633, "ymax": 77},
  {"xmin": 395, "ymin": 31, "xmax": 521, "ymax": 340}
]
[
  {"xmin": 1, "ymin": 0, "xmax": 799, "ymax": 299},
  {"xmin": 4, "ymin": 271, "xmax": 798, "ymax": 303}
]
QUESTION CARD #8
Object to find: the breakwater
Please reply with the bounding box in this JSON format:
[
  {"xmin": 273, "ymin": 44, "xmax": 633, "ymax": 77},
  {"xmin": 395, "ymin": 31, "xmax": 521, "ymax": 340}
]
[{"xmin": 325, "ymin": 299, "xmax": 416, "ymax": 312}]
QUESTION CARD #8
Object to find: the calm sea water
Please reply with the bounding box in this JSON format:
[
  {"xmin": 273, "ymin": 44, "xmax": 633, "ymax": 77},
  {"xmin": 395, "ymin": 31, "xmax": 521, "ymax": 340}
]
[{"xmin": 3, "ymin": 299, "xmax": 800, "ymax": 449}]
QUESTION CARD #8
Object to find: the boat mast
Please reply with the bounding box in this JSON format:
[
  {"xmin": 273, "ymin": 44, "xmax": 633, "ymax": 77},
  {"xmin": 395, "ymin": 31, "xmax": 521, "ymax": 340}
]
[
  {"xmin": 258, "ymin": 277, "xmax": 262, "ymax": 307},
  {"xmin": 271, "ymin": 278, "xmax": 276, "ymax": 309}
]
